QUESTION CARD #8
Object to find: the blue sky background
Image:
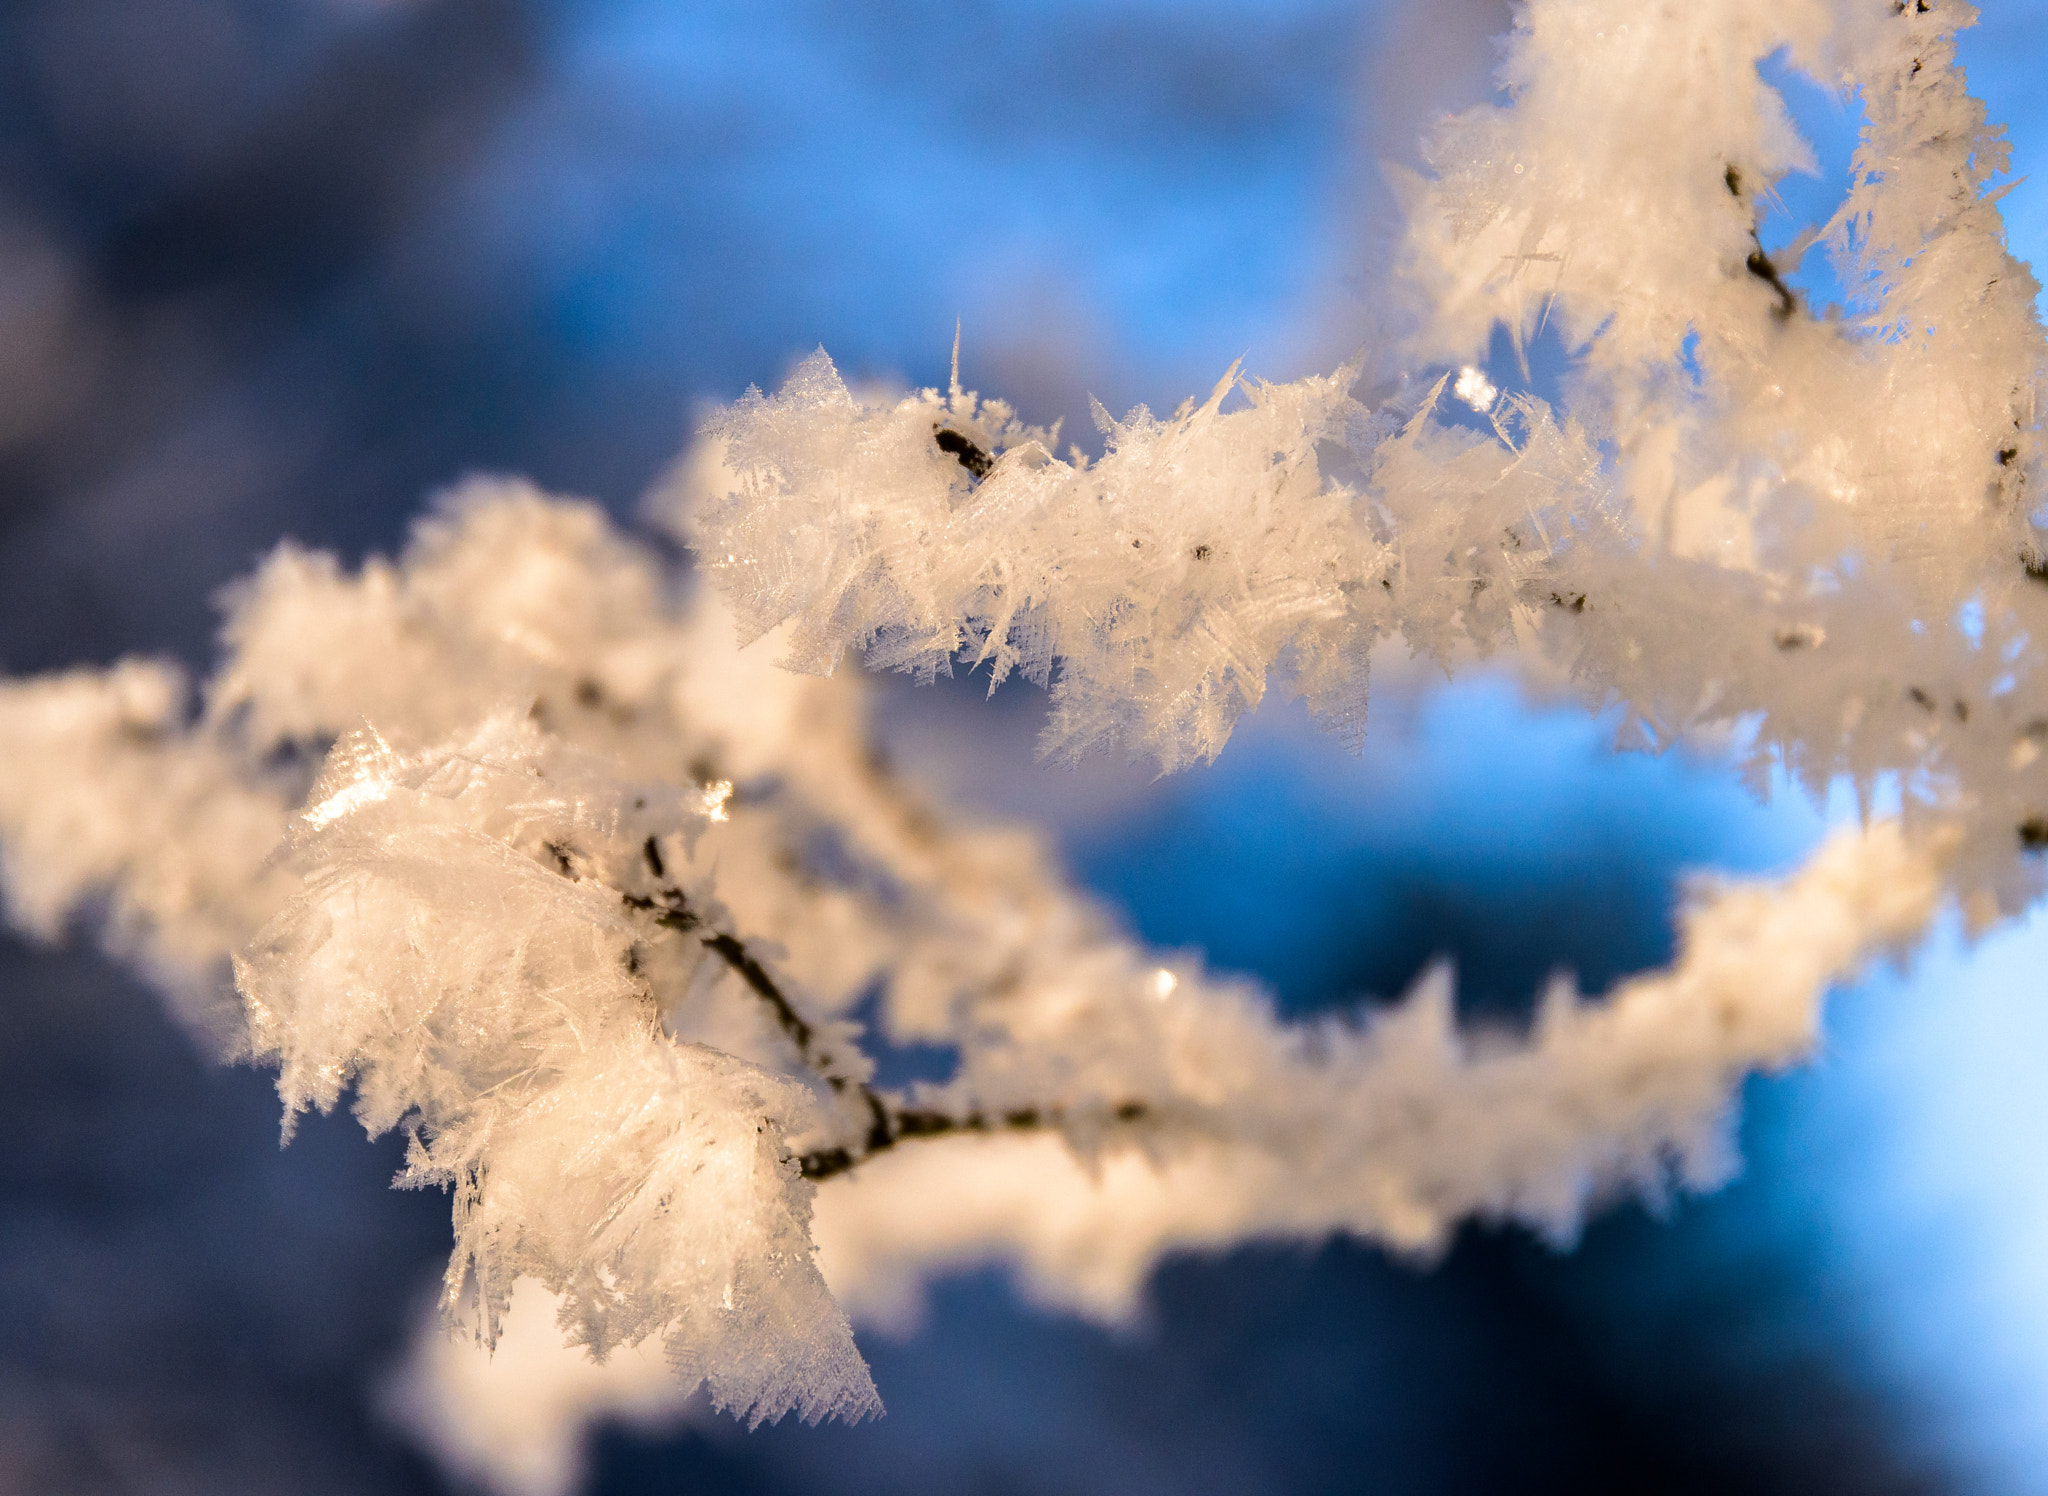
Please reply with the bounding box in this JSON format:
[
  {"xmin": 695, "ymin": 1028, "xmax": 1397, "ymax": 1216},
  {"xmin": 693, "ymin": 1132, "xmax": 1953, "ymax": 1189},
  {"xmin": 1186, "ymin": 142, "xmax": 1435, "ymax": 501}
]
[{"xmin": 2, "ymin": 2, "xmax": 2047, "ymax": 1492}]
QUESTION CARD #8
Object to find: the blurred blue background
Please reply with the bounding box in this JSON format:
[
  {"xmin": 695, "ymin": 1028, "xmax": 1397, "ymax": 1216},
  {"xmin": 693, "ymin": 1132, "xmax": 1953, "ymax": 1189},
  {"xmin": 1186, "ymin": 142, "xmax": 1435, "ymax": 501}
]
[{"xmin": 2, "ymin": 1, "xmax": 2047, "ymax": 1492}]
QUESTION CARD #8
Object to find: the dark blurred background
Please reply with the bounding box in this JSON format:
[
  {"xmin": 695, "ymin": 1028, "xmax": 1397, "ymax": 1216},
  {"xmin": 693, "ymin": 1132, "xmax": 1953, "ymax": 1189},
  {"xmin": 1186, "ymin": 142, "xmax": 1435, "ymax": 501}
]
[{"xmin": 4, "ymin": 1, "xmax": 2048, "ymax": 1492}]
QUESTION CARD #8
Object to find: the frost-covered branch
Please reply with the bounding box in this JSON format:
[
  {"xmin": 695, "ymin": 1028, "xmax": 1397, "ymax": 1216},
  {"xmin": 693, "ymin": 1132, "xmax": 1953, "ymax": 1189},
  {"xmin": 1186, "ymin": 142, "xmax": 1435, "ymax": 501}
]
[
  {"xmin": 815, "ymin": 815, "xmax": 1947, "ymax": 1321},
  {"xmin": 0, "ymin": 485, "xmax": 1960, "ymax": 1429},
  {"xmin": 238, "ymin": 715, "xmax": 880, "ymax": 1426},
  {"xmin": 690, "ymin": 0, "xmax": 2047, "ymax": 910},
  {"xmin": 0, "ymin": 0, "xmax": 2040, "ymax": 1478}
]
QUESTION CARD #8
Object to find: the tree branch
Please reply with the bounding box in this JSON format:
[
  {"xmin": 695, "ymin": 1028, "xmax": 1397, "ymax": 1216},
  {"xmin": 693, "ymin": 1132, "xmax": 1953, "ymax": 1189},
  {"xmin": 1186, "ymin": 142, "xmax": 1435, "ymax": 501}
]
[{"xmin": 616, "ymin": 869, "xmax": 1146, "ymax": 1181}]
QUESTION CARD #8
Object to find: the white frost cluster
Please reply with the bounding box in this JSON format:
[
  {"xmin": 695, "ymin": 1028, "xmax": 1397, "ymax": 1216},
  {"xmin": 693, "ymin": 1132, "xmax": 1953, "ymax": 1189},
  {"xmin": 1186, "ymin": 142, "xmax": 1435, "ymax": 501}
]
[
  {"xmin": 0, "ymin": 0, "xmax": 2041, "ymax": 1490},
  {"xmin": 692, "ymin": 0, "xmax": 2048, "ymax": 916},
  {"xmin": 694, "ymin": 353, "xmax": 1394, "ymax": 768},
  {"xmin": 238, "ymin": 717, "xmax": 877, "ymax": 1425},
  {"xmin": 0, "ymin": 658, "xmax": 294, "ymax": 1040}
]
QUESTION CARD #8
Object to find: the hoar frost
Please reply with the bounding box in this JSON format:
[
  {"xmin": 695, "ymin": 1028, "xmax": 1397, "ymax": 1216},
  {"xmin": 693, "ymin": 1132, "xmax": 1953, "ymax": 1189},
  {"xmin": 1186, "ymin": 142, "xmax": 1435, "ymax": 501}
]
[
  {"xmin": 0, "ymin": 0, "xmax": 2042, "ymax": 1481},
  {"xmin": 0, "ymin": 484, "xmax": 1960, "ymax": 1430},
  {"xmin": 238, "ymin": 718, "xmax": 876, "ymax": 1425}
]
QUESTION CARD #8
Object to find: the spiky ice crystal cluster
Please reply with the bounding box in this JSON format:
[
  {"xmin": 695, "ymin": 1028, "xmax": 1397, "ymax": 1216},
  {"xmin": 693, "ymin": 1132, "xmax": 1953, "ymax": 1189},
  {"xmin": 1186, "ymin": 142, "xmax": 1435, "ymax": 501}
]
[{"xmin": 0, "ymin": 0, "xmax": 2039, "ymax": 1475}]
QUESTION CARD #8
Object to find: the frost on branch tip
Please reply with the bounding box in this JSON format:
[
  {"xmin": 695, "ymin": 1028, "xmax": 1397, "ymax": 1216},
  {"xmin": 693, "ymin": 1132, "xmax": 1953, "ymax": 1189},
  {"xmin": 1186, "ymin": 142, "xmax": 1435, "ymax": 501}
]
[
  {"xmin": 236, "ymin": 716, "xmax": 879, "ymax": 1426},
  {"xmin": 0, "ymin": 658, "xmax": 293, "ymax": 1044}
]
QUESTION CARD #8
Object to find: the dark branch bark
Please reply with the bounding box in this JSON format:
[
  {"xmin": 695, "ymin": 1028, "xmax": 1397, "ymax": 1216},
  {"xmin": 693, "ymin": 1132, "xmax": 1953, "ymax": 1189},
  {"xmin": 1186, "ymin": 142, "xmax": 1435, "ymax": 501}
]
[
  {"xmin": 591, "ymin": 836, "xmax": 1157, "ymax": 1180},
  {"xmin": 702, "ymin": 931, "xmax": 819, "ymax": 1058},
  {"xmin": 934, "ymin": 426, "xmax": 992, "ymax": 479},
  {"xmin": 1745, "ymin": 240, "xmax": 1797, "ymax": 320},
  {"xmin": 616, "ymin": 874, "xmax": 1149, "ymax": 1182},
  {"xmin": 795, "ymin": 1099, "xmax": 1151, "ymax": 1181}
]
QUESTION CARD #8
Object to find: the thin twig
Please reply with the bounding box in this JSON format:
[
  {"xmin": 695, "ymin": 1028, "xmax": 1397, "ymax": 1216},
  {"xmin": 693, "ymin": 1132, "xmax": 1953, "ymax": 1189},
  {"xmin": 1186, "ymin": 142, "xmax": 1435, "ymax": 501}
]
[{"xmin": 612, "ymin": 867, "xmax": 1149, "ymax": 1180}]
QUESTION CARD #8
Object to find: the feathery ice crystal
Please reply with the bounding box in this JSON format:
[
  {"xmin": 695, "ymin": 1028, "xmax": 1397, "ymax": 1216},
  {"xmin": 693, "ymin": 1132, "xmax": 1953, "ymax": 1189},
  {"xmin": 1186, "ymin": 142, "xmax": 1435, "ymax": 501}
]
[{"xmin": 0, "ymin": 0, "xmax": 2041, "ymax": 1482}]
